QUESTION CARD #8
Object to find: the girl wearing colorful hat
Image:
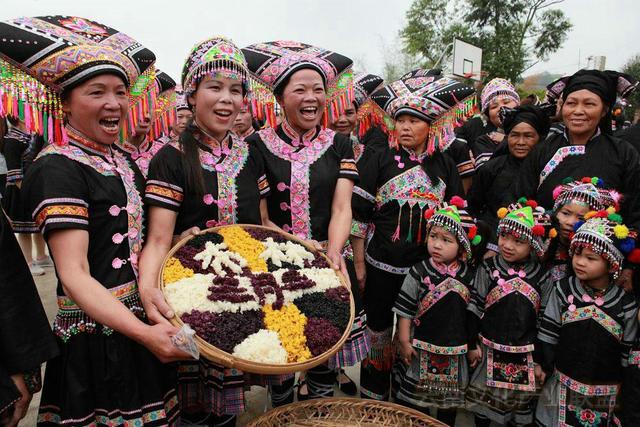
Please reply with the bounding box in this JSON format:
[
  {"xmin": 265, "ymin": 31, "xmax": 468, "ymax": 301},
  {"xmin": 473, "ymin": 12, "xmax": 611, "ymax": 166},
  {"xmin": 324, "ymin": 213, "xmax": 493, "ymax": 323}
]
[
  {"xmin": 546, "ymin": 176, "xmax": 619, "ymax": 282},
  {"xmin": 138, "ymin": 36, "xmax": 274, "ymax": 425},
  {"xmin": 535, "ymin": 213, "xmax": 639, "ymax": 426},
  {"xmin": 353, "ymin": 68, "xmax": 475, "ymax": 401},
  {"xmin": 1, "ymin": 15, "xmax": 186, "ymax": 425},
  {"xmin": 392, "ymin": 197, "xmax": 483, "ymax": 425},
  {"xmin": 465, "ymin": 198, "xmax": 553, "ymax": 426}
]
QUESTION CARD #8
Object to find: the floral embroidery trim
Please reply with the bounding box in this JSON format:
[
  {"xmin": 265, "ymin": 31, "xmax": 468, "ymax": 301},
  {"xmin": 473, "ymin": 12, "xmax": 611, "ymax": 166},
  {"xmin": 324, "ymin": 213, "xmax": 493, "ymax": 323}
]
[
  {"xmin": 562, "ymin": 305, "xmax": 623, "ymax": 341},
  {"xmin": 112, "ymin": 151, "xmax": 144, "ymax": 277},
  {"xmin": 412, "ymin": 339, "xmax": 467, "ymax": 355},
  {"xmin": 350, "ymin": 219, "xmax": 369, "ymax": 239},
  {"xmin": 557, "ymin": 371, "xmax": 619, "ymax": 396},
  {"xmin": 145, "ymin": 182, "xmax": 184, "ymax": 207},
  {"xmin": 32, "ymin": 198, "xmax": 89, "ymax": 231},
  {"xmin": 259, "ymin": 127, "xmax": 334, "ymax": 239},
  {"xmin": 213, "ymin": 135, "xmax": 249, "ymax": 225},
  {"xmin": 37, "ymin": 143, "xmax": 118, "ymax": 177},
  {"xmin": 557, "ymin": 370, "xmax": 618, "ymax": 427},
  {"xmin": 353, "ymin": 185, "xmax": 375, "ymax": 203},
  {"xmin": 376, "ymin": 165, "xmax": 444, "ymax": 209},
  {"xmin": 538, "ymin": 145, "xmax": 586, "ymax": 187},
  {"xmin": 417, "ymin": 349, "xmax": 461, "ymax": 392},
  {"xmin": 365, "ymin": 251, "xmax": 410, "ymax": 275},
  {"xmin": 485, "ymin": 277, "xmax": 541, "ymax": 312},
  {"xmin": 485, "ymin": 347, "xmax": 536, "ymax": 392},
  {"xmin": 629, "ymin": 350, "xmax": 640, "ymax": 366},
  {"xmin": 414, "ymin": 278, "xmax": 470, "ymax": 320},
  {"xmin": 480, "ymin": 335, "xmax": 534, "ymax": 353}
]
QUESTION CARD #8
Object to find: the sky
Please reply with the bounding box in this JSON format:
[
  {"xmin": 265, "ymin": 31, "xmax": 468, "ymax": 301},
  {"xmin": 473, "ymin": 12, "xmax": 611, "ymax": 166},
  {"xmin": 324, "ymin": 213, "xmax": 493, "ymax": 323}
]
[{"xmin": 2, "ymin": 0, "xmax": 639, "ymax": 83}]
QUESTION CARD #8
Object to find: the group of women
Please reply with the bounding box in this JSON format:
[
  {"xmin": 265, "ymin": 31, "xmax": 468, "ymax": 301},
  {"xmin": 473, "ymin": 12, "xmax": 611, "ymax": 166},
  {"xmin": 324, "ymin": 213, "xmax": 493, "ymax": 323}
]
[{"xmin": 1, "ymin": 13, "xmax": 640, "ymax": 427}]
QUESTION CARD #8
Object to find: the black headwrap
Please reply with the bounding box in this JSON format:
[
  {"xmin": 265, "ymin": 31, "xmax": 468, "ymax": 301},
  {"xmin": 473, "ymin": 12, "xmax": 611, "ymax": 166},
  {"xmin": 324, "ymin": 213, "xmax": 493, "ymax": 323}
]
[
  {"xmin": 546, "ymin": 70, "xmax": 638, "ymax": 134},
  {"xmin": 500, "ymin": 103, "xmax": 555, "ymax": 138}
]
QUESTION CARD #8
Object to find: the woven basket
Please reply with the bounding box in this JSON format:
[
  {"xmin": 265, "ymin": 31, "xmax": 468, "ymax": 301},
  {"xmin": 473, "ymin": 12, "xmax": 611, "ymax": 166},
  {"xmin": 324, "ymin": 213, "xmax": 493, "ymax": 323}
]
[
  {"xmin": 246, "ymin": 398, "xmax": 447, "ymax": 426},
  {"xmin": 159, "ymin": 224, "xmax": 355, "ymax": 375}
]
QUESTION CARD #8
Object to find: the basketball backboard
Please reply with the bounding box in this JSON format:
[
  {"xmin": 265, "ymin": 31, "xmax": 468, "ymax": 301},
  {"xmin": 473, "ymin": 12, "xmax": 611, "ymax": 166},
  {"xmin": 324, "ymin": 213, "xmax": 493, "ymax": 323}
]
[{"xmin": 452, "ymin": 38, "xmax": 483, "ymax": 81}]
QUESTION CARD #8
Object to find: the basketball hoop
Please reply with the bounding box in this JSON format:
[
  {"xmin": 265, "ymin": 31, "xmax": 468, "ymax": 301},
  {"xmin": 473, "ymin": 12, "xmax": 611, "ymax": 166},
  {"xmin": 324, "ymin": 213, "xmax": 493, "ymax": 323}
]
[{"xmin": 452, "ymin": 39, "xmax": 483, "ymax": 82}]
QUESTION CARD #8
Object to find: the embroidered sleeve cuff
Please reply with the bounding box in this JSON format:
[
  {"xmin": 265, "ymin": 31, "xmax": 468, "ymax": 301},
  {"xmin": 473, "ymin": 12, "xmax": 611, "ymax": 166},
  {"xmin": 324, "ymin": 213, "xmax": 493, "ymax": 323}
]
[
  {"xmin": 351, "ymin": 220, "xmax": 369, "ymax": 239},
  {"xmin": 145, "ymin": 179, "xmax": 183, "ymax": 211},
  {"xmin": 257, "ymin": 174, "xmax": 271, "ymax": 198},
  {"xmin": 6, "ymin": 169, "xmax": 23, "ymax": 183},
  {"xmin": 339, "ymin": 159, "xmax": 359, "ymax": 182},
  {"xmin": 33, "ymin": 197, "xmax": 89, "ymax": 235}
]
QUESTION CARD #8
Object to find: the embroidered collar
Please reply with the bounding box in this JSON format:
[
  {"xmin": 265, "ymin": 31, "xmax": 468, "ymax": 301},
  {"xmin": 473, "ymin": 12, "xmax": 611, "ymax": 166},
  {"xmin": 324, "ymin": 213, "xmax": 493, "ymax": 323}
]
[
  {"xmin": 429, "ymin": 258, "xmax": 460, "ymax": 277},
  {"xmin": 401, "ymin": 145, "xmax": 428, "ymax": 164},
  {"xmin": 66, "ymin": 126, "xmax": 112, "ymax": 156},
  {"xmin": 193, "ymin": 120, "xmax": 231, "ymax": 152},
  {"xmin": 570, "ymin": 277, "xmax": 620, "ymax": 308},
  {"xmin": 495, "ymin": 255, "xmax": 537, "ymax": 277},
  {"xmin": 281, "ymin": 119, "xmax": 320, "ymax": 146},
  {"xmin": 236, "ymin": 127, "xmax": 255, "ymax": 140}
]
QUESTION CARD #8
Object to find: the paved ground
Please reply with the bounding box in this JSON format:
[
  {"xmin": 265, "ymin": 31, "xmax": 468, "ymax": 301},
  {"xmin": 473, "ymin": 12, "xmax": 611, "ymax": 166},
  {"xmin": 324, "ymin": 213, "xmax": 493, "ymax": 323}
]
[{"xmin": 25, "ymin": 266, "xmax": 481, "ymax": 426}]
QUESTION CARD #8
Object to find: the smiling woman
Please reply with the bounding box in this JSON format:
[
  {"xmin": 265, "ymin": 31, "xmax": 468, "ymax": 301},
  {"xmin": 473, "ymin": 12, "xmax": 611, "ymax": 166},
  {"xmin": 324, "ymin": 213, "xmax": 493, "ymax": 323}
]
[
  {"xmin": 243, "ymin": 40, "xmax": 364, "ymax": 401},
  {"xmin": 514, "ymin": 69, "xmax": 640, "ymax": 232},
  {"xmin": 137, "ymin": 36, "xmax": 276, "ymax": 425},
  {"xmin": 1, "ymin": 15, "xmax": 184, "ymax": 426}
]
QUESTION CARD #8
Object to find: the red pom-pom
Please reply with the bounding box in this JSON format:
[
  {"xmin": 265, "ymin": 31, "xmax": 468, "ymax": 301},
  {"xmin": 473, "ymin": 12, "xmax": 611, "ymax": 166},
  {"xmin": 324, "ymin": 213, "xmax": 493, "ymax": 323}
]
[
  {"xmin": 532, "ymin": 225, "xmax": 545, "ymax": 237},
  {"xmin": 595, "ymin": 211, "xmax": 608, "ymax": 218},
  {"xmin": 581, "ymin": 177, "xmax": 592, "ymax": 183},
  {"xmin": 526, "ymin": 200, "xmax": 538, "ymax": 208},
  {"xmin": 450, "ymin": 196, "xmax": 466, "ymax": 209},
  {"xmin": 424, "ymin": 208, "xmax": 435, "ymax": 220},
  {"xmin": 468, "ymin": 225, "xmax": 477, "ymax": 239},
  {"xmin": 628, "ymin": 248, "xmax": 640, "ymax": 264}
]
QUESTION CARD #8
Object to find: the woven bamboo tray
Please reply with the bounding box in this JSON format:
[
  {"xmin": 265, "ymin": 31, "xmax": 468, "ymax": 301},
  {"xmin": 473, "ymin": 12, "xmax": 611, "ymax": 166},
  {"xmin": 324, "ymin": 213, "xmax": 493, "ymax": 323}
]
[
  {"xmin": 159, "ymin": 224, "xmax": 355, "ymax": 375},
  {"xmin": 246, "ymin": 398, "xmax": 448, "ymax": 426}
]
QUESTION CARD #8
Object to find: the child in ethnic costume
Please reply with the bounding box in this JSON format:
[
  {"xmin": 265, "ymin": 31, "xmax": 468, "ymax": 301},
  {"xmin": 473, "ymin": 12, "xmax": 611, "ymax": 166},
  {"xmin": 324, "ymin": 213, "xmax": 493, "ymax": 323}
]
[
  {"xmin": 546, "ymin": 177, "xmax": 618, "ymax": 282},
  {"xmin": 535, "ymin": 213, "xmax": 639, "ymax": 426},
  {"xmin": 466, "ymin": 199, "xmax": 553, "ymax": 426},
  {"xmin": 393, "ymin": 197, "xmax": 483, "ymax": 426}
]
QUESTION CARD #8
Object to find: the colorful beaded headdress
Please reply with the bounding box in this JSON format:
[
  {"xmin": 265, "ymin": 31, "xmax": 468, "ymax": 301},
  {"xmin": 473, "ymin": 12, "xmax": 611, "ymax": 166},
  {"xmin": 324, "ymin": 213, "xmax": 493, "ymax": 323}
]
[
  {"xmin": 181, "ymin": 36, "xmax": 249, "ymax": 98},
  {"xmin": 241, "ymin": 40, "xmax": 354, "ymax": 128},
  {"xmin": 174, "ymin": 85, "xmax": 190, "ymax": 111},
  {"xmin": 0, "ymin": 16, "xmax": 156, "ymax": 144},
  {"xmin": 352, "ymin": 72, "xmax": 389, "ymax": 138},
  {"xmin": 143, "ymin": 70, "xmax": 177, "ymax": 141},
  {"xmin": 371, "ymin": 69, "xmax": 476, "ymax": 154},
  {"xmin": 552, "ymin": 176, "xmax": 620, "ymax": 213},
  {"xmin": 570, "ymin": 210, "xmax": 639, "ymax": 279},
  {"xmin": 497, "ymin": 198, "xmax": 555, "ymax": 258},
  {"xmin": 424, "ymin": 196, "xmax": 482, "ymax": 260},
  {"xmin": 480, "ymin": 78, "xmax": 520, "ymax": 113}
]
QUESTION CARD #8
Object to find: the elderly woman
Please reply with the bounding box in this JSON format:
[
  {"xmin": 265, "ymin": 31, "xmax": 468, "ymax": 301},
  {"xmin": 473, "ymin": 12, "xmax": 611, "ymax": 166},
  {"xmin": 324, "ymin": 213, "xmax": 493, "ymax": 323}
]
[
  {"xmin": 243, "ymin": 40, "xmax": 361, "ymax": 400},
  {"xmin": 138, "ymin": 37, "xmax": 272, "ymax": 426},
  {"xmin": 352, "ymin": 69, "xmax": 474, "ymax": 401},
  {"xmin": 467, "ymin": 104, "xmax": 553, "ymax": 254},
  {"xmin": 1, "ymin": 15, "xmax": 187, "ymax": 425},
  {"xmin": 515, "ymin": 69, "xmax": 640, "ymax": 289}
]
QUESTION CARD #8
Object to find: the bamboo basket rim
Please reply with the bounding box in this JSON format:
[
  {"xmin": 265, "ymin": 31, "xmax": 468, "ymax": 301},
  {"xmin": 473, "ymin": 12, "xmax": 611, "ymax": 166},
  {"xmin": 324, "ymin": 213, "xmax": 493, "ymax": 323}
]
[
  {"xmin": 159, "ymin": 224, "xmax": 355, "ymax": 374},
  {"xmin": 246, "ymin": 398, "xmax": 448, "ymax": 426}
]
